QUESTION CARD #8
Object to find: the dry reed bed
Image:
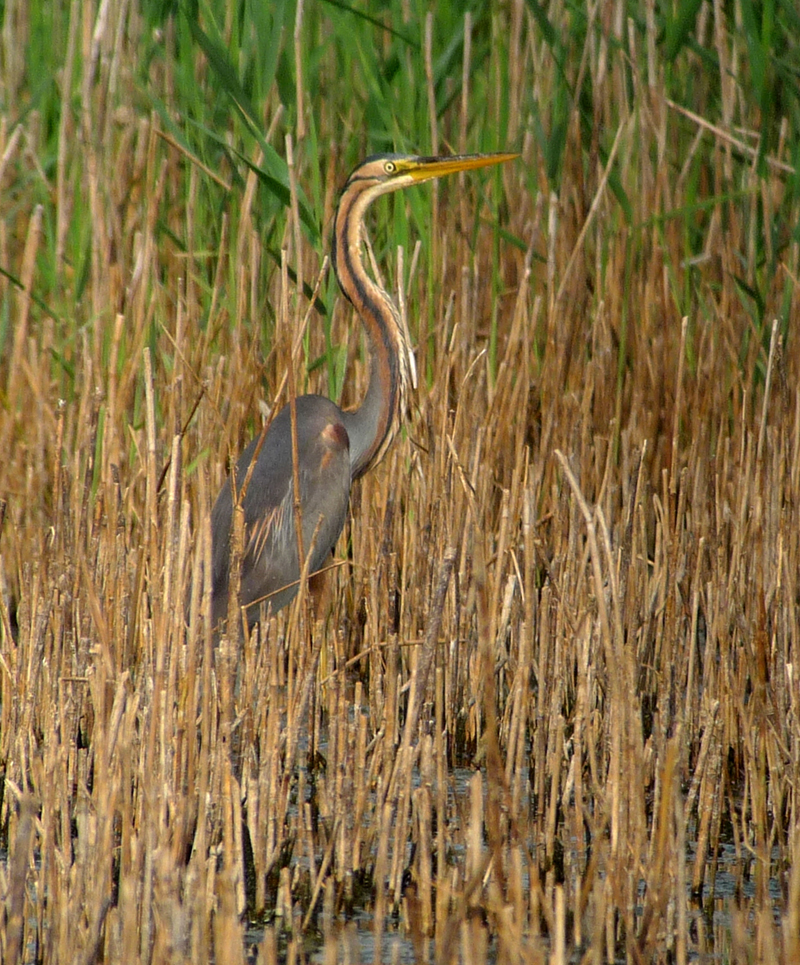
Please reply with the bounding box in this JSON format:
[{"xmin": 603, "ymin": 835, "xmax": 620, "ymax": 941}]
[{"xmin": 2, "ymin": 2, "xmax": 800, "ymax": 964}]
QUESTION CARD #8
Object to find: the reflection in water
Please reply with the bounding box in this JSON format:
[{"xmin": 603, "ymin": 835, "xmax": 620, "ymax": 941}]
[{"xmin": 231, "ymin": 764, "xmax": 788, "ymax": 964}]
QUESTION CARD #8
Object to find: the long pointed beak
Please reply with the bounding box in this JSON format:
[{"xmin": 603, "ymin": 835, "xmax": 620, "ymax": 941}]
[{"xmin": 402, "ymin": 152, "xmax": 519, "ymax": 182}]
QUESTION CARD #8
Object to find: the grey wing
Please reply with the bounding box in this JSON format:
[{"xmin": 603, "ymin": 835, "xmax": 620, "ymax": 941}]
[
  {"xmin": 239, "ymin": 459, "xmax": 350, "ymax": 620},
  {"xmin": 210, "ymin": 397, "xmax": 351, "ymax": 629}
]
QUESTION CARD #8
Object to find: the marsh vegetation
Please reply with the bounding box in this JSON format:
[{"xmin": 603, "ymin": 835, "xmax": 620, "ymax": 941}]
[{"xmin": 1, "ymin": 1, "xmax": 799, "ymax": 962}]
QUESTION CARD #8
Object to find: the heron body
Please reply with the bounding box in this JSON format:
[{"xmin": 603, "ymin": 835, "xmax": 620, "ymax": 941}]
[
  {"xmin": 210, "ymin": 397, "xmax": 350, "ymax": 627},
  {"xmin": 211, "ymin": 151, "xmax": 517, "ymax": 630}
]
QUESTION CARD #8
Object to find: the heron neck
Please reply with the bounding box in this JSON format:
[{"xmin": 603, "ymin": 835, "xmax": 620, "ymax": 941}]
[
  {"xmin": 333, "ymin": 188, "xmax": 408, "ymax": 481},
  {"xmin": 340, "ymin": 325, "xmax": 397, "ymax": 479}
]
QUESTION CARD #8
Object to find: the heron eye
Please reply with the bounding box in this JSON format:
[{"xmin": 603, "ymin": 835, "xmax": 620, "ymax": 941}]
[{"xmin": 384, "ymin": 161, "xmax": 396, "ymax": 174}]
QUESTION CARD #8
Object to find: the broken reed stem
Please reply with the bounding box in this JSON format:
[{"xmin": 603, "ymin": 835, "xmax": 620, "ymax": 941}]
[
  {"xmin": 757, "ymin": 318, "xmax": 779, "ymax": 465},
  {"xmin": 670, "ymin": 316, "xmax": 689, "ymax": 497},
  {"xmin": 554, "ymin": 117, "xmax": 628, "ymax": 310},
  {"xmin": 387, "ymin": 548, "xmax": 455, "ymax": 801}
]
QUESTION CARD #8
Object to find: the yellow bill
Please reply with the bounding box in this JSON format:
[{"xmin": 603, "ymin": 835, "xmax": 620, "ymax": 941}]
[{"xmin": 400, "ymin": 152, "xmax": 519, "ymax": 182}]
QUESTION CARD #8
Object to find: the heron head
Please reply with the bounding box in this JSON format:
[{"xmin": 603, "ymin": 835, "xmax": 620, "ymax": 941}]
[{"xmin": 345, "ymin": 151, "xmax": 518, "ymax": 194}]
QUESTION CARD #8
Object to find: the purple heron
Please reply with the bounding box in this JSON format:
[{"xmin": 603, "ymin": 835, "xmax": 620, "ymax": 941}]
[{"xmin": 210, "ymin": 151, "xmax": 517, "ymax": 630}]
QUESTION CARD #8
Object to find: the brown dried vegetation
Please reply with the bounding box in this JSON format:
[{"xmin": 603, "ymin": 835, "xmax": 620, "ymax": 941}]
[{"xmin": 1, "ymin": 2, "xmax": 799, "ymax": 963}]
